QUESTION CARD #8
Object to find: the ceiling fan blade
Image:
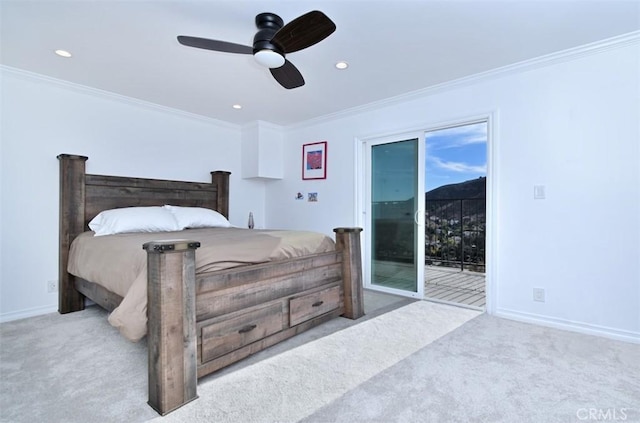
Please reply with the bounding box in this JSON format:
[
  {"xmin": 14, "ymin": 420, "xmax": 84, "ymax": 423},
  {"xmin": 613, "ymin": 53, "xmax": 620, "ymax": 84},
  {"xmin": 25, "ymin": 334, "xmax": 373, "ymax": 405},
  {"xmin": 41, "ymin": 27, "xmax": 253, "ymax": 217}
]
[
  {"xmin": 271, "ymin": 11, "xmax": 336, "ymax": 53},
  {"xmin": 270, "ymin": 60, "xmax": 305, "ymax": 89},
  {"xmin": 177, "ymin": 36, "xmax": 253, "ymax": 54}
]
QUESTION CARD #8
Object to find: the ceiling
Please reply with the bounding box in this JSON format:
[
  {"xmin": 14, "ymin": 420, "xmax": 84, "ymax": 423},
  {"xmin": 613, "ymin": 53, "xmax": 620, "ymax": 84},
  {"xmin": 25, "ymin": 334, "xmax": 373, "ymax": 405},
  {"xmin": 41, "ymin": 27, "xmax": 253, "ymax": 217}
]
[{"xmin": 2, "ymin": 0, "xmax": 639, "ymax": 126}]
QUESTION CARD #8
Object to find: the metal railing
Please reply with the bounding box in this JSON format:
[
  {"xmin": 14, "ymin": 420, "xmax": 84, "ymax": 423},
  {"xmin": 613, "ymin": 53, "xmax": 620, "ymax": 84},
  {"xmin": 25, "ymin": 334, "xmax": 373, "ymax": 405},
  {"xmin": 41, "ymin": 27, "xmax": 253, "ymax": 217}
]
[
  {"xmin": 371, "ymin": 198, "xmax": 486, "ymax": 273},
  {"xmin": 425, "ymin": 198, "xmax": 485, "ymax": 272}
]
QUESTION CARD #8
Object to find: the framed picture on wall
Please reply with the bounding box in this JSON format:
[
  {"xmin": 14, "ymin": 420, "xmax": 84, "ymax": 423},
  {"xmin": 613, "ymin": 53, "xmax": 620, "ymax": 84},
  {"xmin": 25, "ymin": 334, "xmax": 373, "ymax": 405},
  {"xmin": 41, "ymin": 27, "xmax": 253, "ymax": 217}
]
[{"xmin": 302, "ymin": 141, "xmax": 327, "ymax": 180}]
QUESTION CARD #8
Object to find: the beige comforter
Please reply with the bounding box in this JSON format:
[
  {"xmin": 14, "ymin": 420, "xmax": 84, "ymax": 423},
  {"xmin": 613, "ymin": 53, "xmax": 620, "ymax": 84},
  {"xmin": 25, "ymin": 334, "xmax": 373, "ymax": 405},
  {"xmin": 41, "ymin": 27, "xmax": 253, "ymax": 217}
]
[{"xmin": 68, "ymin": 227, "xmax": 335, "ymax": 341}]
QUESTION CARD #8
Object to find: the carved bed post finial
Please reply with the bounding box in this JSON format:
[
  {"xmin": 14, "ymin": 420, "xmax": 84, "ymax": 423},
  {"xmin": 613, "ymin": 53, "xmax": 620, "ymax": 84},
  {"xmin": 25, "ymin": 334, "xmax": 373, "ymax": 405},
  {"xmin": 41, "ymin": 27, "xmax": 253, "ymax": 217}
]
[
  {"xmin": 333, "ymin": 227, "xmax": 365, "ymax": 319},
  {"xmin": 57, "ymin": 154, "xmax": 89, "ymax": 314},
  {"xmin": 211, "ymin": 171, "xmax": 231, "ymax": 219}
]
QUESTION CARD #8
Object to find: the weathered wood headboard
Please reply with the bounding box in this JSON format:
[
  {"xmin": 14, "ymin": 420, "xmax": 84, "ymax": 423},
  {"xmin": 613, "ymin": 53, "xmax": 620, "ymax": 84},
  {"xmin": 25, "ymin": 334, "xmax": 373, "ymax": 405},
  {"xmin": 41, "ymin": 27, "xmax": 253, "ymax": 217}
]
[{"xmin": 57, "ymin": 154, "xmax": 231, "ymax": 313}]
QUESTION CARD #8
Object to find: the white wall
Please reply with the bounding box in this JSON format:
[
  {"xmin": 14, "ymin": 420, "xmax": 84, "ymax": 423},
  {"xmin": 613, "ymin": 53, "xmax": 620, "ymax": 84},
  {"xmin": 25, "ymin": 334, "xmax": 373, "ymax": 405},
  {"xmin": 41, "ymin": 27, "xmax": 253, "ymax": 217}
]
[
  {"xmin": 266, "ymin": 41, "xmax": 640, "ymax": 342},
  {"xmin": 2, "ymin": 38, "xmax": 638, "ymax": 343},
  {"xmin": 0, "ymin": 68, "xmax": 264, "ymax": 321}
]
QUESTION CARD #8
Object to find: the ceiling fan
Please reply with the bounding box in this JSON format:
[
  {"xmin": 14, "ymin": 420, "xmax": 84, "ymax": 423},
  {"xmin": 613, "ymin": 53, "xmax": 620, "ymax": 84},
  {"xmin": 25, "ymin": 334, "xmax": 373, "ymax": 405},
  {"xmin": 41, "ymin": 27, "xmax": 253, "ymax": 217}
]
[{"xmin": 177, "ymin": 10, "xmax": 336, "ymax": 89}]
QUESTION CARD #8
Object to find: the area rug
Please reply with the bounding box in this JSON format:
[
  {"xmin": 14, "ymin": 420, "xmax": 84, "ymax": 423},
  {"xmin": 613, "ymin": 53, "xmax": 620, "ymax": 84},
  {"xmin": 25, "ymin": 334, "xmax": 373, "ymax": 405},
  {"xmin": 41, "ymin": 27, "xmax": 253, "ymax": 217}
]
[{"xmin": 151, "ymin": 301, "xmax": 481, "ymax": 423}]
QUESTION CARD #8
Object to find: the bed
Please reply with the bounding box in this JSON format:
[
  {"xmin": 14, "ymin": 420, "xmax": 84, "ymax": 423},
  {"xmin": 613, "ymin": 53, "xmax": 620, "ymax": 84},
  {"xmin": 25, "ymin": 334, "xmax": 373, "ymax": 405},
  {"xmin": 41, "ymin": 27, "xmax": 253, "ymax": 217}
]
[{"xmin": 57, "ymin": 154, "xmax": 364, "ymax": 415}]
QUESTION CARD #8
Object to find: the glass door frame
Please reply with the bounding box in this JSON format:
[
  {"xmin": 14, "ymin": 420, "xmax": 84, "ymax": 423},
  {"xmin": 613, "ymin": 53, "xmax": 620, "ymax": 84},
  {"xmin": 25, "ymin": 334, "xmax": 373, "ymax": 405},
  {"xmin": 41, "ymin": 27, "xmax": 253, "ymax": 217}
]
[
  {"xmin": 361, "ymin": 131, "xmax": 425, "ymax": 299},
  {"xmin": 354, "ymin": 112, "xmax": 496, "ymax": 313}
]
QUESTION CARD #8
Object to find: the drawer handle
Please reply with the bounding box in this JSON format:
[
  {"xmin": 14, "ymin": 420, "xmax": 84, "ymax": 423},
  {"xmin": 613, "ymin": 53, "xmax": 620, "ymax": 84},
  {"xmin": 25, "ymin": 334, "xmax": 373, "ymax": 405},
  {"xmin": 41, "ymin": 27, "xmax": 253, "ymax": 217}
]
[
  {"xmin": 312, "ymin": 300, "xmax": 324, "ymax": 307},
  {"xmin": 238, "ymin": 324, "xmax": 257, "ymax": 334}
]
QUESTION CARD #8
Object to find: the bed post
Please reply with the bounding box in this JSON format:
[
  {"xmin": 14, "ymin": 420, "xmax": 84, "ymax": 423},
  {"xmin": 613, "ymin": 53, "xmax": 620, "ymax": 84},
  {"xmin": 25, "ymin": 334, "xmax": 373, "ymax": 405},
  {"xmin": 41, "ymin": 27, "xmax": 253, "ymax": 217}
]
[
  {"xmin": 57, "ymin": 154, "xmax": 88, "ymax": 314},
  {"xmin": 333, "ymin": 227, "xmax": 365, "ymax": 319},
  {"xmin": 211, "ymin": 171, "xmax": 231, "ymax": 219},
  {"xmin": 144, "ymin": 240, "xmax": 200, "ymax": 416}
]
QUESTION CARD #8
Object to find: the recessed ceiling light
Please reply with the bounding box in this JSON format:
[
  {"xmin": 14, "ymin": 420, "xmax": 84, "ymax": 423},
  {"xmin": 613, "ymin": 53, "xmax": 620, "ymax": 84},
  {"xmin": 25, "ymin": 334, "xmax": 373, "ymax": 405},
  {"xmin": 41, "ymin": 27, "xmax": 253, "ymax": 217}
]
[
  {"xmin": 335, "ymin": 61, "xmax": 349, "ymax": 70},
  {"xmin": 55, "ymin": 49, "xmax": 72, "ymax": 58},
  {"xmin": 232, "ymin": 104, "xmax": 242, "ymax": 110}
]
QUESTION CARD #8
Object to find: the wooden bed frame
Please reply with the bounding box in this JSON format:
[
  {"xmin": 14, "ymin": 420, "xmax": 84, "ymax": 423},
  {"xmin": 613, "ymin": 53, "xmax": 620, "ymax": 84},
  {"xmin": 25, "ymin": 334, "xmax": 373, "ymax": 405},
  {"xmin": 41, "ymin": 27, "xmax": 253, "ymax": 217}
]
[{"xmin": 57, "ymin": 154, "xmax": 364, "ymax": 415}]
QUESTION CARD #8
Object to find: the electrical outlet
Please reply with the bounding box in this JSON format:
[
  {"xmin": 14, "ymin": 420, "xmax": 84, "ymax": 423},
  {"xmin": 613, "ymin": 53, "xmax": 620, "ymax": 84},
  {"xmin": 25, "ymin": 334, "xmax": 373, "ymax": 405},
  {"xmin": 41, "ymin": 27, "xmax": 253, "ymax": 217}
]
[
  {"xmin": 47, "ymin": 280, "xmax": 58, "ymax": 294},
  {"xmin": 533, "ymin": 287, "xmax": 545, "ymax": 302}
]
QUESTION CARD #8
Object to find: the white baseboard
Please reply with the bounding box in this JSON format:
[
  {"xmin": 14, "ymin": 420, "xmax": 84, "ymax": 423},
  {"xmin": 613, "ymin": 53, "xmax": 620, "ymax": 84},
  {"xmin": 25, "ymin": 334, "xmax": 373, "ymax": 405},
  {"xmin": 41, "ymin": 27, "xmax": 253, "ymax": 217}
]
[
  {"xmin": 0, "ymin": 304, "xmax": 58, "ymax": 324},
  {"xmin": 495, "ymin": 308, "xmax": 640, "ymax": 344}
]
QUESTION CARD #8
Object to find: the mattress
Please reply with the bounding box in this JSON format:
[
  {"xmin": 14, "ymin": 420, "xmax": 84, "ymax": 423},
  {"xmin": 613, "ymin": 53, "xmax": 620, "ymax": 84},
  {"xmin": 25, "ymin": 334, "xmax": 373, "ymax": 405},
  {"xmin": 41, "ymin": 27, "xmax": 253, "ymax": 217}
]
[{"xmin": 68, "ymin": 227, "xmax": 336, "ymax": 341}]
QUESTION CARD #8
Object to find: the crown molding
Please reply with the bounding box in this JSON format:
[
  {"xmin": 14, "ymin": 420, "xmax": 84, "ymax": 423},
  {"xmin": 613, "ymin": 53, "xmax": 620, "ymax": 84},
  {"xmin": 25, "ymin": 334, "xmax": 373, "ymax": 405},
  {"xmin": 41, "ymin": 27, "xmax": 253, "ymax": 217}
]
[
  {"xmin": 0, "ymin": 65, "xmax": 240, "ymax": 131},
  {"xmin": 3, "ymin": 30, "xmax": 638, "ymax": 132},
  {"xmin": 289, "ymin": 30, "xmax": 640, "ymax": 130}
]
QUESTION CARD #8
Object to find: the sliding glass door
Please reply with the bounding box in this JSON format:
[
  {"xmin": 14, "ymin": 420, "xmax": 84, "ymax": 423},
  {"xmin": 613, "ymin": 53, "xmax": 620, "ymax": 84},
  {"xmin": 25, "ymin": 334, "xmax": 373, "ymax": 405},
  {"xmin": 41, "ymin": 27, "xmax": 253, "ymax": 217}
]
[
  {"xmin": 365, "ymin": 134, "xmax": 425, "ymax": 298},
  {"xmin": 361, "ymin": 118, "xmax": 491, "ymax": 306}
]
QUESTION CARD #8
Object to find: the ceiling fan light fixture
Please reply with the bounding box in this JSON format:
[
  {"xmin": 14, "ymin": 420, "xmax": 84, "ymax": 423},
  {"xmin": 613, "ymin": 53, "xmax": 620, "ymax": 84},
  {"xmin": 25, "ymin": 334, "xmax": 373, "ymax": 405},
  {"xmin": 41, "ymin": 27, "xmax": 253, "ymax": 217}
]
[
  {"xmin": 178, "ymin": 10, "xmax": 336, "ymax": 89},
  {"xmin": 254, "ymin": 49, "xmax": 285, "ymax": 68}
]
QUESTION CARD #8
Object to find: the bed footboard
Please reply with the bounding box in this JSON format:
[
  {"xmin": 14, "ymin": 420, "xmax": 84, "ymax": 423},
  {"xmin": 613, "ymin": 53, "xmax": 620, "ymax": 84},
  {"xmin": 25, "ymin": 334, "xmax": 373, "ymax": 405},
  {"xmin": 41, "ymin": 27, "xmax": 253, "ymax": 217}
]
[{"xmin": 145, "ymin": 228, "xmax": 364, "ymax": 415}]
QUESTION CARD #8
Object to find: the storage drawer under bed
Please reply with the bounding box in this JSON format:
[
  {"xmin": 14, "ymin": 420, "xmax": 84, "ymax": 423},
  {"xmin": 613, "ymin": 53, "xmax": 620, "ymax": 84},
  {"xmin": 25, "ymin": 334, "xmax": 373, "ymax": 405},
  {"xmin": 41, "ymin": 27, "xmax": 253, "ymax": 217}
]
[
  {"xmin": 289, "ymin": 285, "xmax": 342, "ymax": 326},
  {"xmin": 201, "ymin": 302, "xmax": 285, "ymax": 362}
]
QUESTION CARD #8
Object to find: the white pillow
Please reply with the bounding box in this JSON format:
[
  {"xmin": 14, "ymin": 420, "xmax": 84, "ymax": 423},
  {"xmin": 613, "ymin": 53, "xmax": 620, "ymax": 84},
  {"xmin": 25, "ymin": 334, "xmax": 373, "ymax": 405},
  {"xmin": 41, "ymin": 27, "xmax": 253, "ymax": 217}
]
[
  {"xmin": 89, "ymin": 206, "xmax": 180, "ymax": 236},
  {"xmin": 164, "ymin": 205, "xmax": 232, "ymax": 229}
]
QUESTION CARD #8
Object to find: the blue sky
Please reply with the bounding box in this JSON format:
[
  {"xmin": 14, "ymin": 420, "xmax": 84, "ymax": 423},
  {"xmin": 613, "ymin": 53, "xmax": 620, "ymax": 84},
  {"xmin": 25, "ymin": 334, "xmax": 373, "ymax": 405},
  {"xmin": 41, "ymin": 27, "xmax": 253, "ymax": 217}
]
[
  {"xmin": 425, "ymin": 121, "xmax": 487, "ymax": 192},
  {"xmin": 372, "ymin": 121, "xmax": 486, "ymax": 201}
]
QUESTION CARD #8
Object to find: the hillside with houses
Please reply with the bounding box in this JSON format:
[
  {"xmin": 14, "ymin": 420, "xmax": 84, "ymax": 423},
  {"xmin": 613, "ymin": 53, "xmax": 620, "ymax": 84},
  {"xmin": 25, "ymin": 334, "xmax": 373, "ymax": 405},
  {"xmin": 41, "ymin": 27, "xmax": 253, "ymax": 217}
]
[{"xmin": 373, "ymin": 177, "xmax": 486, "ymax": 272}]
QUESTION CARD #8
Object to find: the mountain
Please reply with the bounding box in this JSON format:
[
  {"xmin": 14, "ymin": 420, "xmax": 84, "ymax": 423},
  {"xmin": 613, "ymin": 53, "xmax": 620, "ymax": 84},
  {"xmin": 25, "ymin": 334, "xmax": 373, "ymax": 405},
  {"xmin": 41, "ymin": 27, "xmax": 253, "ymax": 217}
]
[{"xmin": 426, "ymin": 177, "xmax": 486, "ymax": 200}]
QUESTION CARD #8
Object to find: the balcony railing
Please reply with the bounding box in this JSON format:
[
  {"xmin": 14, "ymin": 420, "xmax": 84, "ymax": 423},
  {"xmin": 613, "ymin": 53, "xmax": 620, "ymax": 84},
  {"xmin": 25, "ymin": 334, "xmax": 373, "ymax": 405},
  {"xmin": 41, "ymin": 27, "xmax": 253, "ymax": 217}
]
[
  {"xmin": 425, "ymin": 198, "xmax": 485, "ymax": 272},
  {"xmin": 372, "ymin": 197, "xmax": 486, "ymax": 273}
]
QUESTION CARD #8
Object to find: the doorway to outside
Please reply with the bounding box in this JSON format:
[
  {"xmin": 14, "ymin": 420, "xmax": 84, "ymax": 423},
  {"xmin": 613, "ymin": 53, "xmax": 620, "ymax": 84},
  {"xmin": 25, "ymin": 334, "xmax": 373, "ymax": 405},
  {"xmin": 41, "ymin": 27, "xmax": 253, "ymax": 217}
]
[
  {"xmin": 363, "ymin": 120, "xmax": 487, "ymax": 310},
  {"xmin": 424, "ymin": 122, "xmax": 487, "ymax": 309}
]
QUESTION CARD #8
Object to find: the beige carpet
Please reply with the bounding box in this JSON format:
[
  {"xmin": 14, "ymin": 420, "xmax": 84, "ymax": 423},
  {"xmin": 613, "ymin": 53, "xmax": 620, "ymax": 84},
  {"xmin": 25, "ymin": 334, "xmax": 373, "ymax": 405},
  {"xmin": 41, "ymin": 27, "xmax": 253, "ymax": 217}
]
[
  {"xmin": 151, "ymin": 301, "xmax": 481, "ymax": 423},
  {"xmin": 3, "ymin": 300, "xmax": 637, "ymax": 422},
  {"xmin": 301, "ymin": 314, "xmax": 640, "ymax": 423}
]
